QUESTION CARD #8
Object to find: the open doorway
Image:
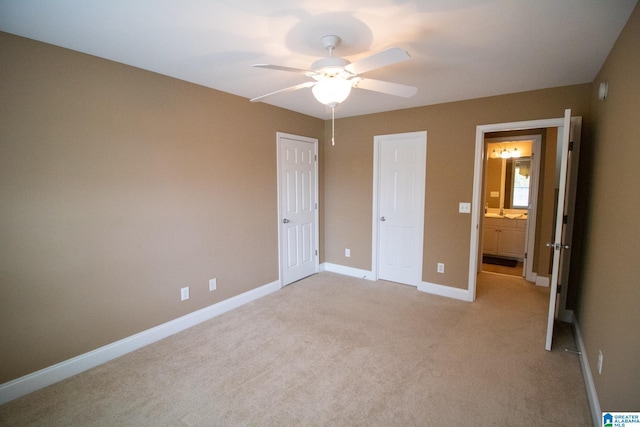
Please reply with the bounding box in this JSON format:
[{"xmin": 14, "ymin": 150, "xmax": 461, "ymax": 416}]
[
  {"xmin": 468, "ymin": 117, "xmax": 567, "ymax": 301},
  {"xmin": 468, "ymin": 111, "xmax": 582, "ymax": 350},
  {"xmin": 481, "ymin": 135, "xmax": 540, "ymax": 280}
]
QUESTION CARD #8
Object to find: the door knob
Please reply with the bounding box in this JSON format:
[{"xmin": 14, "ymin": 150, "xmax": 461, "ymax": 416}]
[
  {"xmin": 380, "ymin": 216, "xmax": 386, "ymax": 222},
  {"xmin": 546, "ymin": 242, "xmax": 571, "ymax": 250},
  {"xmin": 282, "ymin": 218, "xmax": 290, "ymax": 223}
]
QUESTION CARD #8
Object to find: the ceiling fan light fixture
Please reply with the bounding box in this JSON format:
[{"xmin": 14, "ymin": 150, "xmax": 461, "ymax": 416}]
[{"xmin": 312, "ymin": 78, "xmax": 352, "ymax": 106}]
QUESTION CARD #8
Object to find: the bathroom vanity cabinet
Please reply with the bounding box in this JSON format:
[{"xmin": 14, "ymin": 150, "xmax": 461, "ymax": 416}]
[{"xmin": 483, "ymin": 217, "xmax": 527, "ymax": 260}]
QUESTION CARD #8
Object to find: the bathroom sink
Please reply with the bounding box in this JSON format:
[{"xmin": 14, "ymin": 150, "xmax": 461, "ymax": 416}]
[{"xmin": 484, "ymin": 212, "xmax": 527, "ymax": 219}]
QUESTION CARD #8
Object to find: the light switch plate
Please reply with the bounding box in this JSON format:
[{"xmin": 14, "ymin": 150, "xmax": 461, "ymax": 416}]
[{"xmin": 459, "ymin": 202, "xmax": 471, "ymax": 214}]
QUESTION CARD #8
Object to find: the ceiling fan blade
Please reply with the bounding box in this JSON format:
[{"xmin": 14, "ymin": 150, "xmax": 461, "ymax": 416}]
[
  {"xmin": 352, "ymin": 77, "xmax": 418, "ymax": 98},
  {"xmin": 250, "ymin": 81, "xmax": 315, "ymax": 103},
  {"xmin": 253, "ymin": 64, "xmax": 315, "ymax": 76},
  {"xmin": 345, "ymin": 47, "xmax": 411, "ymax": 75}
]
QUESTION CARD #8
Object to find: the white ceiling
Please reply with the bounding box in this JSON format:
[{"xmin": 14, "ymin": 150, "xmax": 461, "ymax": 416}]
[{"xmin": 1, "ymin": 0, "xmax": 637, "ymax": 119}]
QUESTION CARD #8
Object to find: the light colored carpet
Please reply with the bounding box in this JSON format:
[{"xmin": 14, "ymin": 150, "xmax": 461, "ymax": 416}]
[{"xmin": 0, "ymin": 272, "xmax": 592, "ymax": 426}]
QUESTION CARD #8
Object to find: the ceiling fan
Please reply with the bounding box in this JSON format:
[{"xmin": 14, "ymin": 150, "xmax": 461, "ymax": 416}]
[{"xmin": 251, "ymin": 35, "xmax": 417, "ymax": 144}]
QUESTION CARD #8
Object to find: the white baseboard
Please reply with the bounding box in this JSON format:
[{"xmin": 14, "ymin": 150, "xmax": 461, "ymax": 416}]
[
  {"xmin": 418, "ymin": 281, "xmax": 473, "ymax": 302},
  {"xmin": 574, "ymin": 321, "xmax": 601, "ymax": 427},
  {"xmin": 536, "ymin": 276, "xmax": 550, "ymax": 287},
  {"xmin": 322, "ymin": 262, "xmax": 375, "ymax": 281},
  {"xmin": 321, "ymin": 263, "xmax": 472, "ymax": 302},
  {"xmin": 0, "ymin": 280, "xmax": 282, "ymax": 405}
]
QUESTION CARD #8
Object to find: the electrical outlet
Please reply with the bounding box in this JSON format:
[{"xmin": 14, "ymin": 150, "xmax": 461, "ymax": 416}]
[
  {"xmin": 437, "ymin": 263, "xmax": 445, "ymax": 273},
  {"xmin": 345, "ymin": 248, "xmax": 351, "ymax": 257},
  {"xmin": 181, "ymin": 286, "xmax": 189, "ymax": 301},
  {"xmin": 598, "ymin": 349, "xmax": 603, "ymax": 374},
  {"xmin": 209, "ymin": 278, "xmax": 217, "ymax": 291},
  {"xmin": 458, "ymin": 202, "xmax": 471, "ymax": 214}
]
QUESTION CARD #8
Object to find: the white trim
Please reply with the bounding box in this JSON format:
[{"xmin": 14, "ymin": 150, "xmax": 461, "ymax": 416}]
[
  {"xmin": 535, "ymin": 275, "xmax": 550, "ymax": 287},
  {"xmin": 574, "ymin": 321, "xmax": 602, "ymax": 427},
  {"xmin": 322, "ymin": 262, "xmax": 375, "ymax": 281},
  {"xmin": 418, "ymin": 281, "xmax": 473, "ymax": 302},
  {"xmin": 468, "ymin": 125, "xmax": 486, "ymax": 300},
  {"xmin": 322, "ymin": 263, "xmax": 474, "ymax": 302},
  {"xmin": 0, "ymin": 280, "xmax": 281, "ymax": 405},
  {"xmin": 371, "ymin": 140, "xmax": 381, "ymax": 279}
]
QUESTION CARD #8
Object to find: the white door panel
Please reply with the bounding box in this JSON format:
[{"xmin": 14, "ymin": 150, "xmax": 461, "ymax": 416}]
[
  {"xmin": 545, "ymin": 110, "xmax": 580, "ymax": 351},
  {"xmin": 278, "ymin": 133, "xmax": 318, "ymax": 286},
  {"xmin": 375, "ymin": 132, "xmax": 426, "ymax": 286}
]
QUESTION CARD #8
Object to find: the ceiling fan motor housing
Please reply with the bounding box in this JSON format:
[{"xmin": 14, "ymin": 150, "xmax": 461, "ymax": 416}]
[
  {"xmin": 311, "ymin": 35, "xmax": 353, "ymax": 79},
  {"xmin": 311, "ymin": 57, "xmax": 352, "ymax": 79}
]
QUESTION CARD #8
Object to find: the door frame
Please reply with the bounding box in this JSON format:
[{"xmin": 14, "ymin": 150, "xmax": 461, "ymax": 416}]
[
  {"xmin": 469, "ymin": 117, "xmax": 565, "ymax": 299},
  {"xmin": 371, "ymin": 131, "xmax": 427, "ymax": 284},
  {"xmin": 276, "ymin": 132, "xmax": 319, "ymax": 286}
]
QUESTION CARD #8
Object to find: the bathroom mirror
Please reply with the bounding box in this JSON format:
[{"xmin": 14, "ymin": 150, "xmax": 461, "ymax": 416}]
[
  {"xmin": 505, "ymin": 157, "xmax": 531, "ymax": 209},
  {"xmin": 485, "ymin": 155, "xmax": 532, "ymax": 210}
]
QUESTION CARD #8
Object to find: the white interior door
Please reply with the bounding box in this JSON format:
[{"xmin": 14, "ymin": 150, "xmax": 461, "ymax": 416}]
[
  {"xmin": 375, "ymin": 132, "xmax": 426, "ymax": 286},
  {"xmin": 277, "ymin": 133, "xmax": 318, "ymax": 286},
  {"xmin": 545, "ymin": 109, "xmax": 579, "ymax": 350}
]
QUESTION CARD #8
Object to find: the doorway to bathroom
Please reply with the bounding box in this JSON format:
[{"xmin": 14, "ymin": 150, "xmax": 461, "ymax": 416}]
[
  {"xmin": 481, "ymin": 135, "xmax": 541, "ymax": 280},
  {"xmin": 469, "ymin": 110, "xmax": 582, "ymax": 350}
]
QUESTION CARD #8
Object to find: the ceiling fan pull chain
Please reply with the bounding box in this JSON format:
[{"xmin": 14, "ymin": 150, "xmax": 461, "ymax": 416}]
[{"xmin": 331, "ymin": 105, "xmax": 336, "ymax": 146}]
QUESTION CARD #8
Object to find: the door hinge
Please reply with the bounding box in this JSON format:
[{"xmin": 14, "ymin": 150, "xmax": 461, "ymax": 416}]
[
  {"xmin": 563, "ymin": 215, "xmax": 568, "ymax": 224},
  {"xmin": 557, "ymin": 285, "xmax": 562, "ymax": 294},
  {"xmin": 524, "ymin": 252, "xmax": 528, "ymax": 259},
  {"xmin": 315, "ymin": 249, "xmax": 318, "ymax": 256},
  {"xmin": 314, "ymin": 154, "xmax": 317, "ymax": 161},
  {"xmin": 315, "ymin": 203, "xmax": 318, "ymax": 209},
  {"xmin": 569, "ymin": 141, "xmax": 574, "ymax": 151}
]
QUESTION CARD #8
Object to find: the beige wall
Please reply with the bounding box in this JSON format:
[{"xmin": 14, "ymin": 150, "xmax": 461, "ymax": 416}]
[
  {"xmin": 323, "ymin": 86, "xmax": 591, "ymax": 289},
  {"xmin": 576, "ymin": 3, "xmax": 640, "ymax": 410},
  {"xmin": 0, "ymin": 32, "xmax": 324, "ymax": 383}
]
